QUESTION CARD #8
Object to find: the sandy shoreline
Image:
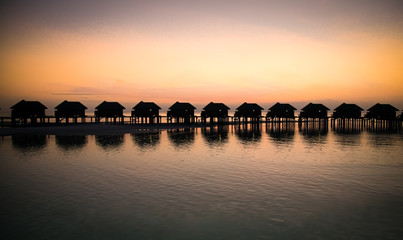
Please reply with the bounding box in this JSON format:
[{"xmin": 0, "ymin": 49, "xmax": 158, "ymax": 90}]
[{"xmin": 0, "ymin": 124, "xmax": 203, "ymax": 136}]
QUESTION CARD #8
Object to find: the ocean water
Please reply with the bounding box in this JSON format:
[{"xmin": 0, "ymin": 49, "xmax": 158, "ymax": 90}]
[{"xmin": 1, "ymin": 124, "xmax": 403, "ymax": 239}]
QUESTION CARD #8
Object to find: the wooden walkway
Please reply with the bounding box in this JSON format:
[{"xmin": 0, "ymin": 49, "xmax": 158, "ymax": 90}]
[{"xmin": 1, "ymin": 116, "xmax": 402, "ymax": 132}]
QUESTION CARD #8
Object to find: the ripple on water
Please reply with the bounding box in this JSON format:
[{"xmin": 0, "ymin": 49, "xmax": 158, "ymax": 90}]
[{"xmin": 1, "ymin": 128, "xmax": 403, "ymax": 239}]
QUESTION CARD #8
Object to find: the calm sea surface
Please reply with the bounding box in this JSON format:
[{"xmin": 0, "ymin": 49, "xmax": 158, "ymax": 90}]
[{"xmin": 1, "ymin": 124, "xmax": 403, "ymax": 239}]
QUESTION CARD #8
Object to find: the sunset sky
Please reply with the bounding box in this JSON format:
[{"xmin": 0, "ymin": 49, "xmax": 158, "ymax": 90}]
[{"xmin": 1, "ymin": 0, "xmax": 402, "ymax": 114}]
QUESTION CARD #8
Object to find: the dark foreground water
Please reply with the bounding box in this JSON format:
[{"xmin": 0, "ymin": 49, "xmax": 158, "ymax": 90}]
[{"xmin": 1, "ymin": 124, "xmax": 403, "ymax": 239}]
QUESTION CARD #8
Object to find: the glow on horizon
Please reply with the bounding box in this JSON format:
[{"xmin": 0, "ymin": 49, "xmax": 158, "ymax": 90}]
[{"xmin": 1, "ymin": 1, "xmax": 403, "ymax": 112}]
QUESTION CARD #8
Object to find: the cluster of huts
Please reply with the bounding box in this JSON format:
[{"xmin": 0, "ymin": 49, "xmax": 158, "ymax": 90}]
[{"xmin": 7, "ymin": 99, "xmax": 402, "ymax": 126}]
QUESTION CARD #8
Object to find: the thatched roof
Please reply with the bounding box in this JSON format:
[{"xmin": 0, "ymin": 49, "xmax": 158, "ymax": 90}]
[
  {"xmin": 55, "ymin": 100, "xmax": 87, "ymax": 110},
  {"xmin": 169, "ymin": 101, "xmax": 196, "ymax": 111},
  {"xmin": 268, "ymin": 102, "xmax": 296, "ymax": 111},
  {"xmin": 203, "ymin": 102, "xmax": 230, "ymax": 111},
  {"xmin": 367, "ymin": 103, "xmax": 398, "ymax": 112},
  {"xmin": 95, "ymin": 101, "xmax": 125, "ymax": 110},
  {"xmin": 236, "ymin": 102, "xmax": 263, "ymax": 111},
  {"xmin": 302, "ymin": 103, "xmax": 329, "ymax": 111},
  {"xmin": 11, "ymin": 100, "xmax": 47, "ymax": 110},
  {"xmin": 334, "ymin": 103, "xmax": 363, "ymax": 112},
  {"xmin": 133, "ymin": 101, "xmax": 161, "ymax": 110}
]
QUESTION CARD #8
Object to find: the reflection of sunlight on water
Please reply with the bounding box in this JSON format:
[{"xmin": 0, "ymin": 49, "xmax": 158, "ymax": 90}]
[
  {"xmin": 1, "ymin": 124, "xmax": 403, "ymax": 239},
  {"xmin": 366, "ymin": 132, "xmax": 402, "ymax": 147},
  {"xmin": 333, "ymin": 132, "xmax": 362, "ymax": 148}
]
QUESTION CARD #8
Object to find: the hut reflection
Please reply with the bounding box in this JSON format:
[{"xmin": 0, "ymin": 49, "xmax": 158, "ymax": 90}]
[
  {"xmin": 333, "ymin": 132, "xmax": 362, "ymax": 148},
  {"xmin": 95, "ymin": 135, "xmax": 124, "ymax": 150},
  {"xmin": 299, "ymin": 121, "xmax": 328, "ymax": 144},
  {"xmin": 266, "ymin": 122, "xmax": 295, "ymax": 144},
  {"xmin": 332, "ymin": 124, "xmax": 363, "ymax": 134},
  {"xmin": 12, "ymin": 135, "xmax": 47, "ymax": 152},
  {"xmin": 235, "ymin": 123, "xmax": 262, "ymax": 144},
  {"xmin": 167, "ymin": 128, "xmax": 195, "ymax": 148},
  {"xmin": 201, "ymin": 126, "xmax": 229, "ymax": 146},
  {"xmin": 55, "ymin": 135, "xmax": 87, "ymax": 151},
  {"xmin": 131, "ymin": 132, "xmax": 160, "ymax": 149},
  {"xmin": 332, "ymin": 118, "xmax": 363, "ymax": 134}
]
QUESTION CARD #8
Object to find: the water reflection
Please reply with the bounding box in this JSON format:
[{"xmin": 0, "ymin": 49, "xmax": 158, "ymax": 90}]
[
  {"xmin": 299, "ymin": 122, "xmax": 328, "ymax": 144},
  {"xmin": 333, "ymin": 133, "xmax": 362, "ymax": 148},
  {"xmin": 266, "ymin": 122, "xmax": 295, "ymax": 145},
  {"xmin": 167, "ymin": 128, "xmax": 195, "ymax": 148},
  {"xmin": 365, "ymin": 120, "xmax": 402, "ymax": 133},
  {"xmin": 131, "ymin": 132, "xmax": 160, "ymax": 149},
  {"xmin": 95, "ymin": 135, "xmax": 124, "ymax": 150},
  {"xmin": 55, "ymin": 135, "xmax": 87, "ymax": 151},
  {"xmin": 332, "ymin": 119, "xmax": 363, "ymax": 134},
  {"xmin": 201, "ymin": 126, "xmax": 229, "ymax": 146},
  {"xmin": 12, "ymin": 135, "xmax": 47, "ymax": 152},
  {"xmin": 234, "ymin": 124, "xmax": 262, "ymax": 144},
  {"xmin": 366, "ymin": 132, "xmax": 402, "ymax": 148}
]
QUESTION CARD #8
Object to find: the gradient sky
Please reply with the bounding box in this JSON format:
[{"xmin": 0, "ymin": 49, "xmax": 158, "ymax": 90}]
[{"xmin": 1, "ymin": 0, "xmax": 402, "ymax": 113}]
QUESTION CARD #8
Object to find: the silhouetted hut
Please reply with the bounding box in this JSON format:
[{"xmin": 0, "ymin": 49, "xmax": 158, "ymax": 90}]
[
  {"xmin": 300, "ymin": 103, "xmax": 329, "ymax": 120},
  {"xmin": 331, "ymin": 103, "xmax": 364, "ymax": 131},
  {"xmin": 234, "ymin": 102, "xmax": 263, "ymax": 123},
  {"xmin": 201, "ymin": 102, "xmax": 230, "ymax": 124},
  {"xmin": 131, "ymin": 101, "xmax": 161, "ymax": 124},
  {"xmin": 266, "ymin": 102, "xmax": 296, "ymax": 122},
  {"xmin": 55, "ymin": 100, "xmax": 87, "ymax": 123},
  {"xmin": 95, "ymin": 101, "xmax": 125, "ymax": 124},
  {"xmin": 11, "ymin": 100, "xmax": 47, "ymax": 125},
  {"xmin": 366, "ymin": 103, "xmax": 399, "ymax": 120},
  {"xmin": 167, "ymin": 101, "xmax": 196, "ymax": 124},
  {"xmin": 333, "ymin": 103, "xmax": 363, "ymax": 119}
]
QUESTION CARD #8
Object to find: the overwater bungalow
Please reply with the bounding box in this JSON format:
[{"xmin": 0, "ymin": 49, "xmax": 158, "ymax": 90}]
[
  {"xmin": 266, "ymin": 102, "xmax": 296, "ymax": 122},
  {"xmin": 201, "ymin": 102, "xmax": 230, "ymax": 124},
  {"xmin": 167, "ymin": 101, "xmax": 196, "ymax": 124},
  {"xmin": 55, "ymin": 100, "xmax": 87, "ymax": 123},
  {"xmin": 95, "ymin": 101, "xmax": 125, "ymax": 124},
  {"xmin": 300, "ymin": 103, "xmax": 329, "ymax": 120},
  {"xmin": 234, "ymin": 102, "xmax": 263, "ymax": 123},
  {"xmin": 131, "ymin": 101, "xmax": 161, "ymax": 124},
  {"xmin": 331, "ymin": 103, "xmax": 364, "ymax": 132},
  {"xmin": 10, "ymin": 100, "xmax": 47, "ymax": 125},
  {"xmin": 333, "ymin": 103, "xmax": 363, "ymax": 119},
  {"xmin": 365, "ymin": 103, "xmax": 399, "ymax": 120}
]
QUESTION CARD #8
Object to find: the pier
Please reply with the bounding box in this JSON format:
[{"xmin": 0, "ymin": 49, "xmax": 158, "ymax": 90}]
[{"xmin": 0, "ymin": 100, "xmax": 401, "ymax": 132}]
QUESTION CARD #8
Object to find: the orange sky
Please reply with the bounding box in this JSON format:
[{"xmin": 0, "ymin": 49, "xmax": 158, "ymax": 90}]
[{"xmin": 1, "ymin": 1, "xmax": 402, "ymax": 114}]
